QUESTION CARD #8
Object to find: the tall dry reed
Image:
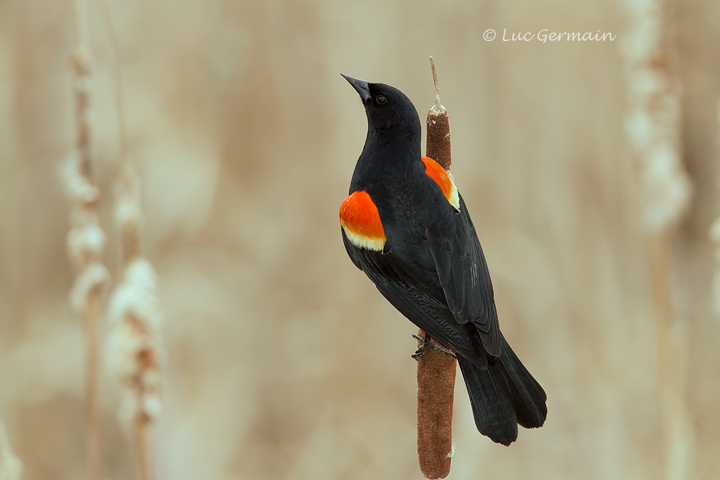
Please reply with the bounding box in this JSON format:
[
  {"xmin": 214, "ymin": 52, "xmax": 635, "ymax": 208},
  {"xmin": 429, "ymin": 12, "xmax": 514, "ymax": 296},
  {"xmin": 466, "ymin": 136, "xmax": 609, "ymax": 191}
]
[
  {"xmin": 621, "ymin": 0, "xmax": 694, "ymax": 478},
  {"xmin": 85, "ymin": 1, "xmax": 167, "ymax": 477},
  {"xmin": 106, "ymin": 158, "xmax": 164, "ymax": 480},
  {"xmin": 64, "ymin": 1, "xmax": 110, "ymax": 479},
  {"xmin": 710, "ymin": 100, "xmax": 720, "ymax": 317}
]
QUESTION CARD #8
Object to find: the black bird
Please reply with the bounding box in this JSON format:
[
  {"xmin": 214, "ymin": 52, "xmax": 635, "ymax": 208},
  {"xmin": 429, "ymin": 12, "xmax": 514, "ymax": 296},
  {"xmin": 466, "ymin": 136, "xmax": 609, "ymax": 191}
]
[{"xmin": 339, "ymin": 75, "xmax": 547, "ymax": 445}]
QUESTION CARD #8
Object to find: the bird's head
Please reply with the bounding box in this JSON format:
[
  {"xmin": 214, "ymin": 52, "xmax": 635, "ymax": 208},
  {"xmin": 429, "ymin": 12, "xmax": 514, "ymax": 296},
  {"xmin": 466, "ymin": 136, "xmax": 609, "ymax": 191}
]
[{"xmin": 342, "ymin": 74, "xmax": 421, "ymax": 142}]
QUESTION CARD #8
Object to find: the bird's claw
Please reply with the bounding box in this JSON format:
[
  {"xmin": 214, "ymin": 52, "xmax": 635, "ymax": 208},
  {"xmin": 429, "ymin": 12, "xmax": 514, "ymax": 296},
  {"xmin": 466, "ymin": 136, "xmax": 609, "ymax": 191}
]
[{"xmin": 412, "ymin": 334, "xmax": 457, "ymax": 360}]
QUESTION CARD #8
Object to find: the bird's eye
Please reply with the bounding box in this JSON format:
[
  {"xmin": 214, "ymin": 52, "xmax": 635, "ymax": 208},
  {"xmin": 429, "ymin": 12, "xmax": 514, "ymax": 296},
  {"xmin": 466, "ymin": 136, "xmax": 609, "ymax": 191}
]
[{"xmin": 375, "ymin": 95, "xmax": 387, "ymax": 105}]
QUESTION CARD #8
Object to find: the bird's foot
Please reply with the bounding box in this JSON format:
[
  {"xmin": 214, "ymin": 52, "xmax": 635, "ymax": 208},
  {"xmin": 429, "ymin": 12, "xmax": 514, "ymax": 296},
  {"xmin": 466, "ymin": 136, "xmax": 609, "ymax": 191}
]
[{"xmin": 412, "ymin": 334, "xmax": 456, "ymax": 360}]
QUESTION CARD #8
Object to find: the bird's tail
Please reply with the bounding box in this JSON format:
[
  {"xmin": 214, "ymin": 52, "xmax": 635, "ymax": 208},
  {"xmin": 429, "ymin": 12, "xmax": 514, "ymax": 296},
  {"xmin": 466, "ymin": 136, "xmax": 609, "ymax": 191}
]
[{"xmin": 457, "ymin": 334, "xmax": 547, "ymax": 446}]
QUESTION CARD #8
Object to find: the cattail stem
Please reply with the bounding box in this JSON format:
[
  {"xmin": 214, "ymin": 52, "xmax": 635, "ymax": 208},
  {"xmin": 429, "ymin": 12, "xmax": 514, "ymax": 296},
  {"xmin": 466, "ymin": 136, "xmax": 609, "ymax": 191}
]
[
  {"xmin": 710, "ymin": 101, "xmax": 720, "ymax": 317},
  {"xmin": 650, "ymin": 231, "xmax": 694, "ymax": 480},
  {"xmin": 68, "ymin": 2, "xmax": 108, "ymax": 480},
  {"xmin": 118, "ymin": 170, "xmax": 143, "ymax": 264},
  {"xmin": 84, "ymin": 295, "xmax": 102, "ymax": 480},
  {"xmin": 134, "ymin": 417, "xmax": 151, "ymax": 480},
  {"xmin": 415, "ymin": 57, "xmax": 456, "ymax": 480}
]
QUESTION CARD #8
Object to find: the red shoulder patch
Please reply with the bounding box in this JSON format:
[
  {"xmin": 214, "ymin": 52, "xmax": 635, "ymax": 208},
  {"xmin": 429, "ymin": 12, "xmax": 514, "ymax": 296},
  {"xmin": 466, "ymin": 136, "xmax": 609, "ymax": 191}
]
[
  {"xmin": 339, "ymin": 190, "xmax": 386, "ymax": 251},
  {"xmin": 421, "ymin": 156, "xmax": 460, "ymax": 209}
]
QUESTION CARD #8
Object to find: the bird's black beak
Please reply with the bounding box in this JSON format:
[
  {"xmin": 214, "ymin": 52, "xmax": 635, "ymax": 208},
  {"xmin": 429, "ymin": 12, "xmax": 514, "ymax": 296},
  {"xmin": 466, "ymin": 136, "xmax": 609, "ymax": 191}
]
[{"xmin": 341, "ymin": 74, "xmax": 371, "ymax": 103}]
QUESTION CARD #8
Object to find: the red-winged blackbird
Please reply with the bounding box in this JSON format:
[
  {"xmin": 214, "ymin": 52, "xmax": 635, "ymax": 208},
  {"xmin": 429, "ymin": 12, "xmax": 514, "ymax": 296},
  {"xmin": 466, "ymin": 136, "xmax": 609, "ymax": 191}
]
[{"xmin": 339, "ymin": 75, "xmax": 547, "ymax": 445}]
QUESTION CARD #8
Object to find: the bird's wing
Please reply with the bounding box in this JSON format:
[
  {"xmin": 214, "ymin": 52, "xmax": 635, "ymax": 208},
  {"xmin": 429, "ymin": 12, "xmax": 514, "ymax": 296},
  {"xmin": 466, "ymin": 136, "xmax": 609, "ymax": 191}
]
[
  {"xmin": 425, "ymin": 193, "xmax": 501, "ymax": 357},
  {"xmin": 342, "ymin": 229, "xmax": 484, "ymax": 363}
]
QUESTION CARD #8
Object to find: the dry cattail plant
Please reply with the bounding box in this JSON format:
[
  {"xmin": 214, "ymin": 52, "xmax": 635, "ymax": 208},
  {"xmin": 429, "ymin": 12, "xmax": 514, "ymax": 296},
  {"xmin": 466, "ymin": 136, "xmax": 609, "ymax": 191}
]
[
  {"xmin": 106, "ymin": 171, "xmax": 163, "ymax": 480},
  {"xmin": 92, "ymin": 1, "xmax": 165, "ymax": 477},
  {"xmin": 0, "ymin": 422, "xmax": 22, "ymax": 480},
  {"xmin": 622, "ymin": 0, "xmax": 691, "ymax": 231},
  {"xmin": 64, "ymin": 1, "xmax": 110, "ymax": 479},
  {"xmin": 106, "ymin": 171, "xmax": 164, "ymax": 480},
  {"xmin": 710, "ymin": 100, "xmax": 720, "ymax": 317},
  {"xmin": 415, "ymin": 57, "xmax": 456, "ymax": 480},
  {"xmin": 621, "ymin": 0, "xmax": 694, "ymax": 479}
]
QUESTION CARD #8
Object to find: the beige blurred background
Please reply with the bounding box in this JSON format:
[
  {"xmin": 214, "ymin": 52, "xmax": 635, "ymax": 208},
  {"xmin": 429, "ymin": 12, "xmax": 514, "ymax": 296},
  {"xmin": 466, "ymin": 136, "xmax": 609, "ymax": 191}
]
[{"xmin": 1, "ymin": 0, "xmax": 720, "ymax": 479}]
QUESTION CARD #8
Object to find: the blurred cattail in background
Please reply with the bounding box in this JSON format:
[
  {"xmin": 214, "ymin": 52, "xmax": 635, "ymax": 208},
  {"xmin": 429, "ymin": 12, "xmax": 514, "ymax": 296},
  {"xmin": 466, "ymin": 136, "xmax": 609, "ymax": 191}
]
[
  {"xmin": 710, "ymin": 100, "xmax": 720, "ymax": 317},
  {"xmin": 64, "ymin": 1, "xmax": 165, "ymax": 478},
  {"xmin": 621, "ymin": 0, "xmax": 691, "ymax": 230},
  {"xmin": 64, "ymin": 1, "xmax": 110, "ymax": 479},
  {"xmin": 106, "ymin": 169, "xmax": 164, "ymax": 480},
  {"xmin": 0, "ymin": 422, "xmax": 22, "ymax": 480},
  {"xmin": 620, "ymin": 0, "xmax": 695, "ymax": 479}
]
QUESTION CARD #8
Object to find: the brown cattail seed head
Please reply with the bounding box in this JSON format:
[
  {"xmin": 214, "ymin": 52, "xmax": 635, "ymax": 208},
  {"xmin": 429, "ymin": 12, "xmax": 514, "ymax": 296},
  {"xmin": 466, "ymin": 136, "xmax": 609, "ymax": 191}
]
[{"xmin": 426, "ymin": 58, "xmax": 451, "ymax": 171}]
